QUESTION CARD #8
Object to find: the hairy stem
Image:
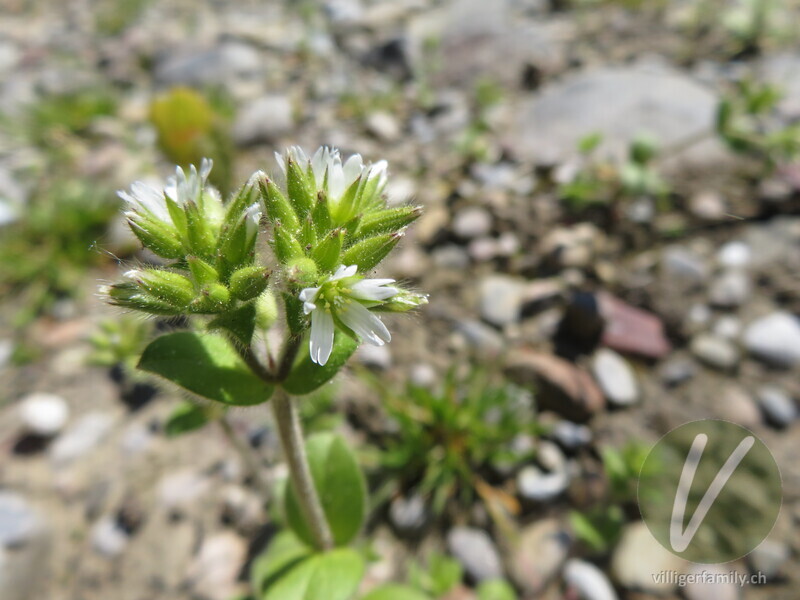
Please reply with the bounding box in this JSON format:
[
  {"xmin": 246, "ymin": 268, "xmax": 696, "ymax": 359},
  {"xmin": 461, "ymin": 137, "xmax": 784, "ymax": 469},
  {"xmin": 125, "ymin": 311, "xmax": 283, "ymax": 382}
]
[{"xmin": 271, "ymin": 388, "xmax": 334, "ymax": 550}]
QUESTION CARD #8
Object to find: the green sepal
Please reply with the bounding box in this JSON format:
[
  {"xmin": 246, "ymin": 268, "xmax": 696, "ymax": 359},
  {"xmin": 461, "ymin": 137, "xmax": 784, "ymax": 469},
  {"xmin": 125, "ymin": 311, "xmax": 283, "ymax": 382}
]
[
  {"xmin": 311, "ymin": 191, "xmax": 331, "ymax": 236},
  {"xmin": 298, "ymin": 214, "xmax": 317, "ymax": 249},
  {"xmin": 310, "ymin": 228, "xmax": 344, "ymax": 272},
  {"xmin": 272, "ymin": 221, "xmax": 306, "ymax": 264},
  {"xmin": 138, "ymin": 331, "xmax": 273, "ymax": 405},
  {"xmin": 164, "ymin": 193, "xmax": 188, "ymax": 237},
  {"xmin": 340, "ymin": 231, "xmax": 402, "ymax": 272},
  {"xmin": 187, "ymin": 256, "xmax": 219, "ymax": 286},
  {"xmin": 208, "ymin": 301, "xmax": 257, "ymax": 345},
  {"xmin": 105, "ymin": 282, "xmax": 185, "ymax": 315},
  {"xmin": 283, "ymin": 330, "xmax": 359, "ymax": 396},
  {"xmin": 286, "ymin": 156, "xmax": 315, "ymax": 217},
  {"xmin": 184, "ymin": 200, "xmax": 217, "ymax": 259},
  {"xmin": 129, "ymin": 216, "xmax": 185, "ymax": 259},
  {"xmin": 229, "ymin": 265, "xmax": 271, "ymax": 301},
  {"xmin": 330, "ymin": 175, "xmax": 362, "ymax": 224},
  {"xmin": 372, "ymin": 289, "xmax": 428, "ymax": 313},
  {"xmin": 284, "ymin": 432, "xmax": 367, "ymax": 547},
  {"xmin": 259, "ymin": 175, "xmax": 300, "ymax": 231},
  {"xmin": 133, "ymin": 269, "xmax": 195, "ymax": 307},
  {"xmin": 354, "ymin": 206, "xmax": 422, "ymax": 241}
]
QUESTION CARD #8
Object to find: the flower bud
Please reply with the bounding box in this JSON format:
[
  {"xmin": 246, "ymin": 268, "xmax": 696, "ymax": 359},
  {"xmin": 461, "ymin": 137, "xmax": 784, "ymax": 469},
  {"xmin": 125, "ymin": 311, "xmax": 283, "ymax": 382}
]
[
  {"xmin": 258, "ymin": 174, "xmax": 300, "ymax": 231},
  {"xmin": 354, "ymin": 206, "xmax": 422, "ymax": 240},
  {"xmin": 286, "ymin": 257, "xmax": 318, "ymax": 287},
  {"xmin": 125, "ymin": 269, "xmax": 195, "ymax": 308},
  {"xmin": 341, "ymin": 230, "xmax": 403, "ymax": 272},
  {"xmin": 127, "ymin": 214, "xmax": 185, "ymax": 259},
  {"xmin": 229, "ymin": 265, "xmax": 271, "ymax": 301},
  {"xmin": 191, "ymin": 282, "xmax": 231, "ymax": 313},
  {"xmin": 286, "ymin": 156, "xmax": 315, "ymax": 216},
  {"xmin": 374, "ymin": 289, "xmax": 429, "ymax": 313},
  {"xmin": 103, "ymin": 282, "xmax": 183, "ymax": 315}
]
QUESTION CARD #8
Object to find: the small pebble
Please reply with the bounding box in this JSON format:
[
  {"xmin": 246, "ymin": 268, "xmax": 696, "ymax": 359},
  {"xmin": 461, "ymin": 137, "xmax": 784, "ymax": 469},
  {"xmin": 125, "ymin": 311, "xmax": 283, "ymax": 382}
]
[{"xmin": 19, "ymin": 393, "xmax": 69, "ymax": 437}]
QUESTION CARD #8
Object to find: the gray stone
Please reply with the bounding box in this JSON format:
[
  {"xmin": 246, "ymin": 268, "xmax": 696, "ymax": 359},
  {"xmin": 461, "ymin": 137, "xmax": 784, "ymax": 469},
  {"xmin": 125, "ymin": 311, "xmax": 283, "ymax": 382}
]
[
  {"xmin": 446, "ymin": 526, "xmax": 503, "ymax": 582},
  {"xmin": 713, "ymin": 316, "xmax": 742, "ymax": 340},
  {"xmin": 0, "ymin": 339, "xmax": 12, "ymax": 370},
  {"xmin": 355, "ymin": 343, "xmax": 392, "ymax": 370},
  {"xmin": 742, "ymin": 312, "xmax": 800, "ymax": 368},
  {"xmin": 761, "ymin": 52, "xmax": 800, "ymax": 121},
  {"xmin": 468, "ymin": 237, "xmax": 498, "ymax": 262},
  {"xmin": 690, "ymin": 334, "xmax": 740, "ymax": 371},
  {"xmin": 155, "ymin": 42, "xmax": 262, "ymax": 88},
  {"xmin": 550, "ymin": 420, "xmax": 592, "ymax": 450},
  {"xmin": 432, "ymin": 244, "xmax": 470, "ymax": 269},
  {"xmin": 407, "ymin": 0, "xmax": 564, "ymax": 89},
  {"xmin": 50, "ymin": 412, "xmax": 114, "ymax": 465},
  {"xmin": 660, "ymin": 357, "xmax": 696, "ymax": 387},
  {"xmin": 18, "ymin": 393, "xmax": 69, "ymax": 437},
  {"xmin": 662, "ymin": 246, "xmax": 708, "ymax": 283},
  {"xmin": 756, "ymin": 386, "xmax": 797, "ymax": 428},
  {"xmin": 0, "ymin": 493, "xmax": 38, "ymax": 548},
  {"xmin": 456, "ymin": 320, "xmax": 505, "ymax": 357},
  {"xmin": 611, "ymin": 522, "xmax": 686, "ymax": 592},
  {"xmin": 718, "ymin": 387, "xmax": 761, "ymax": 428},
  {"xmin": 591, "ymin": 349, "xmax": 638, "ymax": 407},
  {"xmin": 232, "ymin": 95, "xmax": 294, "ymax": 145},
  {"xmin": 186, "ymin": 532, "xmax": 247, "ymax": 600},
  {"xmin": 510, "ymin": 518, "xmax": 570, "ymax": 595},
  {"xmin": 517, "ymin": 442, "xmax": 570, "ymax": 502},
  {"xmin": 510, "ymin": 67, "xmax": 719, "ymax": 165},
  {"xmin": 748, "ymin": 539, "xmax": 790, "ymax": 580},
  {"xmin": 389, "ymin": 494, "xmax": 428, "ymax": 534},
  {"xmin": 563, "ymin": 559, "xmax": 618, "ymax": 600},
  {"xmin": 409, "ymin": 363, "xmax": 437, "ymax": 388},
  {"xmin": 365, "ymin": 111, "xmax": 401, "ymax": 141},
  {"xmin": 91, "ymin": 516, "xmax": 129, "ymax": 558},
  {"xmin": 709, "ymin": 270, "xmax": 750, "ymax": 308},
  {"xmin": 158, "ymin": 470, "xmax": 211, "ymax": 513},
  {"xmin": 453, "ymin": 207, "xmax": 492, "ymax": 239},
  {"xmin": 717, "ymin": 241, "xmax": 752, "ymax": 269},
  {"xmin": 479, "ymin": 275, "xmax": 524, "ymax": 327}
]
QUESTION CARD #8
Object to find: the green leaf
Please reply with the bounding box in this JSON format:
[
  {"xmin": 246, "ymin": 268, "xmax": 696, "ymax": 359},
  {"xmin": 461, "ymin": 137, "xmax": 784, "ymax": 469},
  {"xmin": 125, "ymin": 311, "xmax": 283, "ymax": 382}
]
[
  {"xmin": 208, "ymin": 302, "xmax": 257, "ymax": 346},
  {"xmin": 285, "ymin": 433, "xmax": 367, "ymax": 547},
  {"xmin": 477, "ymin": 579, "xmax": 518, "ymax": 600},
  {"xmin": 138, "ymin": 332, "xmax": 273, "ymax": 405},
  {"xmin": 164, "ymin": 400, "xmax": 216, "ymax": 437},
  {"xmin": 361, "ymin": 585, "xmax": 431, "ymax": 600},
  {"xmin": 261, "ymin": 547, "xmax": 364, "ymax": 600},
  {"xmin": 251, "ymin": 531, "xmax": 313, "ymax": 595},
  {"xmin": 283, "ymin": 331, "xmax": 358, "ymax": 396}
]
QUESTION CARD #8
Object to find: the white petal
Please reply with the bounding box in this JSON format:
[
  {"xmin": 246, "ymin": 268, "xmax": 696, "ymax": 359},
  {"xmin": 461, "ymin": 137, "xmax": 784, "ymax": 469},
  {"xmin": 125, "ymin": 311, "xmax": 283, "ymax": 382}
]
[
  {"xmin": 311, "ymin": 146, "xmax": 327, "ymax": 185},
  {"xmin": 339, "ymin": 301, "xmax": 391, "ymax": 346},
  {"xmin": 349, "ymin": 279, "xmax": 398, "ymax": 301},
  {"xmin": 342, "ymin": 154, "xmax": 364, "ymax": 186},
  {"xmin": 299, "ymin": 286, "xmax": 320, "ymax": 307},
  {"xmin": 331, "ymin": 265, "xmax": 357, "ymax": 281},
  {"xmin": 274, "ymin": 151, "xmax": 287, "ymax": 175},
  {"xmin": 328, "ymin": 162, "xmax": 346, "ymax": 200},
  {"xmin": 309, "ymin": 308, "xmax": 335, "ymax": 365},
  {"xmin": 200, "ymin": 158, "xmax": 213, "ymax": 182}
]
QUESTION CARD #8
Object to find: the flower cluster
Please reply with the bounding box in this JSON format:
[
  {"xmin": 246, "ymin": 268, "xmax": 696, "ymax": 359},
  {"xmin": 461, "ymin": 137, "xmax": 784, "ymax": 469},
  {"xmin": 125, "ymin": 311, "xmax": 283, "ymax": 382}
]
[{"xmin": 103, "ymin": 147, "xmax": 426, "ymax": 366}]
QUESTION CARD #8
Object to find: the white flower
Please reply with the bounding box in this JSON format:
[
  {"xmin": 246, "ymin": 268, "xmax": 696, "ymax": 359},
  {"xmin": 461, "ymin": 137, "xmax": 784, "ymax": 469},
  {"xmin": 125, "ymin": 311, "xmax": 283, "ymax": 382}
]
[
  {"xmin": 299, "ymin": 264, "xmax": 398, "ymax": 365},
  {"xmin": 274, "ymin": 146, "xmax": 387, "ymax": 210},
  {"xmin": 120, "ymin": 158, "xmax": 217, "ymax": 226}
]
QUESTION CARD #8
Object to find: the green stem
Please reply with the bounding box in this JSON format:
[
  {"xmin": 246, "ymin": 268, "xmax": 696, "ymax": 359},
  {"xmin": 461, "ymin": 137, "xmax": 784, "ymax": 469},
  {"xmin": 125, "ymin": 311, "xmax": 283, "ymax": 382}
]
[{"xmin": 271, "ymin": 387, "xmax": 334, "ymax": 551}]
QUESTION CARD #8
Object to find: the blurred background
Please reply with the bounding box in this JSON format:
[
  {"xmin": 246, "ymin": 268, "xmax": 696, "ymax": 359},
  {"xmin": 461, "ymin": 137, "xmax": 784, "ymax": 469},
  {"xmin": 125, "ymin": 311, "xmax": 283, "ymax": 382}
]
[{"xmin": 1, "ymin": 0, "xmax": 800, "ymax": 598}]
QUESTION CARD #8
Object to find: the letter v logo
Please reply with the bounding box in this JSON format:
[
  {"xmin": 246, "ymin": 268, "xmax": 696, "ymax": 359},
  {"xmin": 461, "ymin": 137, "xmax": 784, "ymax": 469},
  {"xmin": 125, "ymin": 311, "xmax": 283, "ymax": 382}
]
[{"xmin": 669, "ymin": 433, "xmax": 754, "ymax": 552}]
